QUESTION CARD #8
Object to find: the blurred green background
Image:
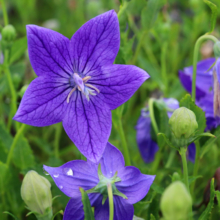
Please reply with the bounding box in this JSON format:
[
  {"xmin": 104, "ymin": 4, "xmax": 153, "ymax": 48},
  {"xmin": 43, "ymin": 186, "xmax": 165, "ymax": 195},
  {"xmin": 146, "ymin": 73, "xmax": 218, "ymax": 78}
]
[{"xmin": 1, "ymin": 0, "xmax": 220, "ymax": 219}]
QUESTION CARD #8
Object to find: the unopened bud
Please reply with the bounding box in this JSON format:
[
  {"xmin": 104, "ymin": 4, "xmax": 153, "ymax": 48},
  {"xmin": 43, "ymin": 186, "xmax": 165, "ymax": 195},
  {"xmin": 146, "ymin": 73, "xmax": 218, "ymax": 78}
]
[
  {"xmin": 214, "ymin": 41, "xmax": 220, "ymax": 58},
  {"xmin": 21, "ymin": 170, "xmax": 52, "ymax": 216},
  {"xmin": 2, "ymin": 25, "xmax": 16, "ymax": 42},
  {"xmin": 169, "ymin": 107, "xmax": 198, "ymax": 139},
  {"xmin": 160, "ymin": 181, "xmax": 192, "ymax": 220}
]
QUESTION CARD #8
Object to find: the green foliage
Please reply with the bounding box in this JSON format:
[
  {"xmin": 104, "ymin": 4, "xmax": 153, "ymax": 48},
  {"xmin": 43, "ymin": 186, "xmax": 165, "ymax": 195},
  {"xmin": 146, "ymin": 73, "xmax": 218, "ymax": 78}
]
[
  {"xmin": 80, "ymin": 188, "xmax": 95, "ymax": 220},
  {"xmin": 9, "ymin": 37, "xmax": 27, "ymax": 65},
  {"xmin": 204, "ymin": 0, "xmax": 218, "ymax": 34},
  {"xmin": 179, "ymin": 94, "xmax": 206, "ymax": 134},
  {"xmin": 198, "ymin": 178, "xmax": 215, "ymax": 220}
]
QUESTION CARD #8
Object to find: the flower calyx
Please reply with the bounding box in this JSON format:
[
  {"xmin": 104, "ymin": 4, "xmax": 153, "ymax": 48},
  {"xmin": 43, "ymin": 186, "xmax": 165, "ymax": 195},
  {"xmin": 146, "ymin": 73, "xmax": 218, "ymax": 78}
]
[{"xmin": 86, "ymin": 164, "xmax": 127, "ymax": 204}]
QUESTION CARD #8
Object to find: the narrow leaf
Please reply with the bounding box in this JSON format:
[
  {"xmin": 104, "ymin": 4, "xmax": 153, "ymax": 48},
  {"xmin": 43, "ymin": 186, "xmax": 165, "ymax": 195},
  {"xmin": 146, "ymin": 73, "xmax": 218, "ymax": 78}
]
[
  {"xmin": 198, "ymin": 178, "xmax": 215, "ymax": 220},
  {"xmin": 3, "ymin": 212, "xmax": 20, "ymax": 220},
  {"xmin": 204, "ymin": 0, "xmax": 217, "ymax": 34},
  {"xmin": 80, "ymin": 188, "xmax": 95, "ymax": 220}
]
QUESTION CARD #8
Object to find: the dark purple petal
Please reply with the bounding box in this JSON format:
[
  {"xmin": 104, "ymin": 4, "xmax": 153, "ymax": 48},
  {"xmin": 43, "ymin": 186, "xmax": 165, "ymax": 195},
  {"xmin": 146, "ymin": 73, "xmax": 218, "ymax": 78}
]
[
  {"xmin": 62, "ymin": 94, "xmax": 112, "ymax": 163},
  {"xmin": 94, "ymin": 196, "xmax": 134, "ymax": 220},
  {"xmin": 99, "ymin": 142, "xmax": 125, "ymax": 178},
  {"xmin": 179, "ymin": 58, "xmax": 215, "ymax": 99},
  {"xmin": 187, "ymin": 143, "xmax": 196, "ymax": 163},
  {"xmin": 43, "ymin": 160, "xmax": 99, "ymax": 198},
  {"xmin": 216, "ymin": 58, "xmax": 220, "ymax": 82},
  {"xmin": 135, "ymin": 115, "xmax": 159, "ymax": 163},
  {"xmin": 116, "ymin": 166, "xmax": 155, "ymax": 204},
  {"xmin": 13, "ymin": 76, "xmax": 70, "ymax": 126},
  {"xmin": 70, "ymin": 10, "xmax": 119, "ymax": 74},
  {"xmin": 63, "ymin": 197, "xmax": 84, "ymax": 220},
  {"xmin": 27, "ymin": 25, "xmax": 72, "ymax": 78},
  {"xmin": 89, "ymin": 64, "xmax": 149, "ymax": 110}
]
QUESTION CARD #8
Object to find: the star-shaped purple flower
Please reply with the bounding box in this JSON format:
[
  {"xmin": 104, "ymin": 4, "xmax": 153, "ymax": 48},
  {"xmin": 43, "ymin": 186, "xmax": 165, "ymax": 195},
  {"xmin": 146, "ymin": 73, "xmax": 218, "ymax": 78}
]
[
  {"xmin": 179, "ymin": 58, "xmax": 220, "ymax": 130},
  {"xmin": 136, "ymin": 98, "xmax": 196, "ymax": 163},
  {"xmin": 44, "ymin": 142, "xmax": 155, "ymax": 220},
  {"xmin": 13, "ymin": 10, "xmax": 149, "ymax": 162}
]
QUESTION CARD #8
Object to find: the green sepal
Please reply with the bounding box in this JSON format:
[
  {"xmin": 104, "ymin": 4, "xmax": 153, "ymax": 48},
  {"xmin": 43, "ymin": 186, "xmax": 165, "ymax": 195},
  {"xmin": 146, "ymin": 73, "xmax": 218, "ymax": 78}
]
[
  {"xmin": 198, "ymin": 178, "xmax": 215, "ymax": 220},
  {"xmin": 26, "ymin": 207, "xmax": 53, "ymax": 220},
  {"xmin": 3, "ymin": 212, "xmax": 20, "ymax": 220},
  {"xmin": 157, "ymin": 133, "xmax": 178, "ymax": 150},
  {"xmin": 102, "ymin": 194, "xmax": 108, "ymax": 205},
  {"xmin": 215, "ymin": 191, "xmax": 220, "ymax": 212},
  {"xmin": 150, "ymin": 214, "xmax": 156, "ymax": 220},
  {"xmin": 51, "ymin": 210, "xmax": 63, "ymax": 220},
  {"xmin": 203, "ymin": 0, "xmax": 217, "ymax": 34},
  {"xmin": 80, "ymin": 188, "xmax": 95, "ymax": 220},
  {"xmin": 188, "ymin": 132, "xmax": 215, "ymax": 144},
  {"xmin": 52, "ymin": 195, "xmax": 61, "ymax": 203}
]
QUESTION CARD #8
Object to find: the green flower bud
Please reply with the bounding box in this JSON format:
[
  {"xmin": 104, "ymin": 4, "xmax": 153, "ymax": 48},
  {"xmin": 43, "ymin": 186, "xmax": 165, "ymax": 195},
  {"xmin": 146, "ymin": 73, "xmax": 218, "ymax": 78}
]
[
  {"xmin": 160, "ymin": 181, "xmax": 192, "ymax": 220},
  {"xmin": 21, "ymin": 170, "xmax": 52, "ymax": 216},
  {"xmin": 2, "ymin": 25, "xmax": 16, "ymax": 42},
  {"xmin": 169, "ymin": 107, "xmax": 198, "ymax": 139},
  {"xmin": 214, "ymin": 41, "xmax": 220, "ymax": 58}
]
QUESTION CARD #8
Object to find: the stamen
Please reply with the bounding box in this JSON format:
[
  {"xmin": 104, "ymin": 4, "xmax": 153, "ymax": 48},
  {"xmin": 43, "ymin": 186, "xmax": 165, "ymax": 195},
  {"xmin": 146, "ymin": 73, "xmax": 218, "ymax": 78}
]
[
  {"xmin": 67, "ymin": 86, "xmax": 76, "ymax": 103},
  {"xmin": 85, "ymin": 83, "xmax": 100, "ymax": 93},
  {"xmin": 83, "ymin": 76, "xmax": 92, "ymax": 83}
]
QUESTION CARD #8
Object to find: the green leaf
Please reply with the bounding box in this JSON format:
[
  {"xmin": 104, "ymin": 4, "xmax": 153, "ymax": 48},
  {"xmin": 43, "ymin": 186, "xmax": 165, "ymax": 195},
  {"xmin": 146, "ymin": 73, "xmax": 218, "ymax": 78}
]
[
  {"xmin": 188, "ymin": 176, "xmax": 202, "ymax": 185},
  {"xmin": 157, "ymin": 133, "xmax": 179, "ymax": 150},
  {"xmin": 198, "ymin": 178, "xmax": 215, "ymax": 220},
  {"xmin": 3, "ymin": 212, "xmax": 20, "ymax": 220},
  {"xmin": 9, "ymin": 37, "xmax": 27, "ymax": 64},
  {"xmin": 151, "ymin": 182, "xmax": 164, "ymax": 194},
  {"xmin": 215, "ymin": 191, "xmax": 220, "ymax": 212},
  {"xmin": 204, "ymin": 0, "xmax": 218, "ymax": 34},
  {"xmin": 141, "ymin": 0, "xmax": 164, "ymax": 30},
  {"xmin": 200, "ymin": 126, "xmax": 220, "ymax": 159},
  {"xmin": 12, "ymin": 136, "xmax": 35, "ymax": 170},
  {"xmin": 0, "ymin": 162, "xmax": 9, "ymax": 195},
  {"xmin": 179, "ymin": 94, "xmax": 206, "ymax": 134},
  {"xmin": 80, "ymin": 188, "xmax": 95, "ymax": 220},
  {"xmin": 150, "ymin": 214, "xmax": 156, "ymax": 220}
]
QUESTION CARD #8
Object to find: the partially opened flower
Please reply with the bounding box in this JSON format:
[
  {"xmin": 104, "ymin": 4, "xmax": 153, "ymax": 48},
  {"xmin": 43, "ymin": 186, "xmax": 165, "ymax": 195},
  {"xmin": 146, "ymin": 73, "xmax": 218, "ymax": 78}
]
[
  {"xmin": 179, "ymin": 58, "xmax": 220, "ymax": 130},
  {"xmin": 44, "ymin": 143, "xmax": 155, "ymax": 220},
  {"xmin": 13, "ymin": 10, "xmax": 149, "ymax": 162},
  {"xmin": 136, "ymin": 98, "xmax": 196, "ymax": 163}
]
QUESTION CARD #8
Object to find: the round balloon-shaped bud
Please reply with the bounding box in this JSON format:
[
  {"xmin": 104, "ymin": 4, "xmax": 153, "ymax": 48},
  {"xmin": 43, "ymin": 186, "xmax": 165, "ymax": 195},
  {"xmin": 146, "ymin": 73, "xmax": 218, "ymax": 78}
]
[
  {"xmin": 160, "ymin": 181, "xmax": 192, "ymax": 220},
  {"xmin": 21, "ymin": 170, "xmax": 52, "ymax": 215},
  {"xmin": 2, "ymin": 25, "xmax": 16, "ymax": 42},
  {"xmin": 169, "ymin": 107, "xmax": 198, "ymax": 139}
]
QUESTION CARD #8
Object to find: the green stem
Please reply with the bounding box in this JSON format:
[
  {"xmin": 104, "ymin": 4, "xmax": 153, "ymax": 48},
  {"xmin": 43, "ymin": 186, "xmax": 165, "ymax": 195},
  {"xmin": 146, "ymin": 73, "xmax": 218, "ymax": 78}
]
[
  {"xmin": 0, "ymin": 0, "xmax": 8, "ymax": 25},
  {"xmin": 4, "ymin": 50, "xmax": 19, "ymax": 131},
  {"xmin": 118, "ymin": 117, "xmax": 131, "ymax": 166},
  {"xmin": 54, "ymin": 123, "xmax": 62, "ymax": 158},
  {"xmin": 6, "ymin": 124, "xmax": 25, "ymax": 166},
  {"xmin": 161, "ymin": 42, "xmax": 168, "ymax": 96},
  {"xmin": 107, "ymin": 183, "xmax": 114, "ymax": 220},
  {"xmin": 190, "ymin": 141, "xmax": 200, "ymax": 198},
  {"xmin": 151, "ymin": 147, "xmax": 163, "ymax": 174},
  {"xmin": 179, "ymin": 147, "xmax": 189, "ymax": 191},
  {"xmin": 192, "ymin": 34, "xmax": 218, "ymax": 101},
  {"xmin": 165, "ymin": 149, "xmax": 176, "ymax": 168},
  {"xmin": 117, "ymin": 1, "xmax": 128, "ymax": 20}
]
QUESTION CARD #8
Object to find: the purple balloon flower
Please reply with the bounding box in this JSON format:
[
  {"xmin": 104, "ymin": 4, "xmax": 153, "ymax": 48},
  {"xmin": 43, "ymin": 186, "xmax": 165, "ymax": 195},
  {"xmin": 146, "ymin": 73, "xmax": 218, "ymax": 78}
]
[
  {"xmin": 13, "ymin": 10, "xmax": 149, "ymax": 162},
  {"xmin": 179, "ymin": 58, "xmax": 220, "ymax": 130},
  {"xmin": 44, "ymin": 143, "xmax": 155, "ymax": 220},
  {"xmin": 136, "ymin": 98, "xmax": 196, "ymax": 163}
]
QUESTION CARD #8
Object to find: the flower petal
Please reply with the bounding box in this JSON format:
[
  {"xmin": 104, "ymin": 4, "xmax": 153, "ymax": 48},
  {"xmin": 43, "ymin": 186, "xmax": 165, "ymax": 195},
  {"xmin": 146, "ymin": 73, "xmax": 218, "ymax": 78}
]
[
  {"xmin": 135, "ymin": 114, "xmax": 159, "ymax": 163},
  {"xmin": 187, "ymin": 143, "xmax": 196, "ymax": 163},
  {"xmin": 27, "ymin": 25, "xmax": 73, "ymax": 78},
  {"xmin": 94, "ymin": 196, "xmax": 134, "ymax": 220},
  {"xmin": 63, "ymin": 198, "xmax": 84, "ymax": 220},
  {"xmin": 179, "ymin": 58, "xmax": 215, "ymax": 99},
  {"xmin": 116, "ymin": 166, "xmax": 155, "ymax": 204},
  {"xmin": 89, "ymin": 64, "xmax": 149, "ymax": 110},
  {"xmin": 13, "ymin": 76, "xmax": 70, "ymax": 126},
  {"xmin": 99, "ymin": 142, "xmax": 125, "ymax": 178},
  {"xmin": 43, "ymin": 161, "xmax": 99, "ymax": 198},
  {"xmin": 70, "ymin": 10, "xmax": 119, "ymax": 74},
  {"xmin": 63, "ymin": 94, "xmax": 112, "ymax": 163}
]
